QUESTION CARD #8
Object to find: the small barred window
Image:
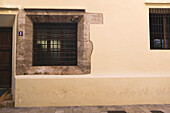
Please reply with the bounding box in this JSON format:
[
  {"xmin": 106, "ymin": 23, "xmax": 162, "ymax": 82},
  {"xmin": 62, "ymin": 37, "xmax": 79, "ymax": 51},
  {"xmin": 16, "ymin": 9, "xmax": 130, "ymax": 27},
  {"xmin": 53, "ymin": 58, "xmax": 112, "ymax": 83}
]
[{"xmin": 150, "ymin": 8, "xmax": 170, "ymax": 49}]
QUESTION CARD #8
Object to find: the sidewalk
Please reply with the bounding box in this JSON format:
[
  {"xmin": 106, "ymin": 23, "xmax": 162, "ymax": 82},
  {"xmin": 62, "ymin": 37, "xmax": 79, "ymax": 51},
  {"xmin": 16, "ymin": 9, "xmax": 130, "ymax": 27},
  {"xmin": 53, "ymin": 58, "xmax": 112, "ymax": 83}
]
[{"xmin": 0, "ymin": 104, "xmax": 170, "ymax": 113}]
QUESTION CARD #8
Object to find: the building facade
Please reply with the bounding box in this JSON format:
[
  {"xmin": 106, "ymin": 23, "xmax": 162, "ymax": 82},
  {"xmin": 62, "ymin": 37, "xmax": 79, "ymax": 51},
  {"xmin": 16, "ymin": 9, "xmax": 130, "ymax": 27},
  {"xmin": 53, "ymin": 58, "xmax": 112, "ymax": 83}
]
[{"xmin": 0, "ymin": 0, "xmax": 170, "ymax": 107}]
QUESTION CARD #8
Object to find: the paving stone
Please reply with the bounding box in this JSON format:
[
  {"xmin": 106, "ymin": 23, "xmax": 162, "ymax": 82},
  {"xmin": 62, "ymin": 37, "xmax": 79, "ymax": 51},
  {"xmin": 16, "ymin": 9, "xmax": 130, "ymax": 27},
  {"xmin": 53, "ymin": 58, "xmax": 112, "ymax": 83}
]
[
  {"xmin": 64, "ymin": 107, "xmax": 73, "ymax": 113},
  {"xmin": 28, "ymin": 108, "xmax": 39, "ymax": 113},
  {"xmin": 5, "ymin": 108, "xmax": 15, "ymax": 113},
  {"xmin": 15, "ymin": 108, "xmax": 32, "ymax": 113},
  {"xmin": 36, "ymin": 107, "xmax": 49, "ymax": 113},
  {"xmin": 81, "ymin": 106, "xmax": 90, "ymax": 113},
  {"xmin": 54, "ymin": 110, "xmax": 64, "ymax": 113},
  {"xmin": 0, "ymin": 108, "xmax": 5, "ymax": 113},
  {"xmin": 97, "ymin": 106, "xmax": 107, "ymax": 112},
  {"xmin": 73, "ymin": 106, "xmax": 82, "ymax": 113},
  {"xmin": 44, "ymin": 107, "xmax": 56, "ymax": 113},
  {"xmin": 90, "ymin": 106, "xmax": 101, "ymax": 113},
  {"xmin": 107, "ymin": 106, "xmax": 124, "ymax": 111}
]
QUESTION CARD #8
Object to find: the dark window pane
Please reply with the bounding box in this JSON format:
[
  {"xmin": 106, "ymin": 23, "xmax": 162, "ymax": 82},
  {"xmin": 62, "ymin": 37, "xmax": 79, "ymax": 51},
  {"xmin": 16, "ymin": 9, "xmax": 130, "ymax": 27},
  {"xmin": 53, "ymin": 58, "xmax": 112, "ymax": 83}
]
[
  {"xmin": 33, "ymin": 23, "xmax": 77, "ymax": 66},
  {"xmin": 150, "ymin": 8, "xmax": 170, "ymax": 49}
]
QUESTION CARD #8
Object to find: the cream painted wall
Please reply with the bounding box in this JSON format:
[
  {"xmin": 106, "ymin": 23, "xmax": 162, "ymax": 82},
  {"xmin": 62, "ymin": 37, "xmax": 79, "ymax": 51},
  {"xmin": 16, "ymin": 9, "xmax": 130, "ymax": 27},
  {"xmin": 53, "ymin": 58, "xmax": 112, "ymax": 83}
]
[
  {"xmin": 1, "ymin": 0, "xmax": 170, "ymax": 107},
  {"xmin": 1, "ymin": 0, "xmax": 170, "ymax": 76},
  {"xmin": 2, "ymin": 0, "xmax": 170, "ymax": 76},
  {"xmin": 15, "ymin": 76, "xmax": 170, "ymax": 107}
]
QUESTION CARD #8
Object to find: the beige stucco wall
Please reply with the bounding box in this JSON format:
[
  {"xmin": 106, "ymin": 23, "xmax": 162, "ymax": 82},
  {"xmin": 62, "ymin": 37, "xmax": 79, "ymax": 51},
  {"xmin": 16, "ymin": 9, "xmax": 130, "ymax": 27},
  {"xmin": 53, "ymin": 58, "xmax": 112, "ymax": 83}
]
[
  {"xmin": 15, "ymin": 76, "xmax": 170, "ymax": 107},
  {"xmin": 1, "ymin": 0, "xmax": 170, "ymax": 107}
]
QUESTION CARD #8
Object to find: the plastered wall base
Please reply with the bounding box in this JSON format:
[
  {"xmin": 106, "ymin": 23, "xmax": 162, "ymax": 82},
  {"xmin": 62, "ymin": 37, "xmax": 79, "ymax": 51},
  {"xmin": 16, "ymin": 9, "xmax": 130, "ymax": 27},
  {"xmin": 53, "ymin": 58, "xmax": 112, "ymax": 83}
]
[{"xmin": 15, "ymin": 77, "xmax": 170, "ymax": 107}]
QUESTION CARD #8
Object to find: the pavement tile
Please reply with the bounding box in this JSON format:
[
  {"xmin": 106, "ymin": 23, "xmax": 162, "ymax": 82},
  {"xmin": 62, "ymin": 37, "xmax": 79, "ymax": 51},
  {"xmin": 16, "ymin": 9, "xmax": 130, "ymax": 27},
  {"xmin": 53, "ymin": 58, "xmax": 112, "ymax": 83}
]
[
  {"xmin": 73, "ymin": 106, "xmax": 82, "ymax": 113},
  {"xmin": 90, "ymin": 106, "xmax": 101, "ymax": 113},
  {"xmin": 28, "ymin": 108, "xmax": 39, "ymax": 113},
  {"xmin": 81, "ymin": 106, "xmax": 90, "ymax": 113},
  {"xmin": 54, "ymin": 110, "xmax": 64, "ymax": 113},
  {"xmin": 45, "ymin": 107, "xmax": 56, "ymax": 113},
  {"xmin": 5, "ymin": 108, "xmax": 15, "ymax": 113},
  {"xmin": 64, "ymin": 107, "xmax": 73, "ymax": 113},
  {"xmin": 37, "ymin": 107, "xmax": 49, "ymax": 113},
  {"xmin": 0, "ymin": 108, "xmax": 5, "ymax": 113},
  {"xmin": 97, "ymin": 106, "xmax": 107, "ymax": 112}
]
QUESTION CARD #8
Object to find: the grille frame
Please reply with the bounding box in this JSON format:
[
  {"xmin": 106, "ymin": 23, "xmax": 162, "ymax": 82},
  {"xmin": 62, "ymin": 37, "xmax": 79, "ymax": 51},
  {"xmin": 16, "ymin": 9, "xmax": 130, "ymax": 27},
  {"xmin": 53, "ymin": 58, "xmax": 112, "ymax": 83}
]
[
  {"xmin": 149, "ymin": 8, "xmax": 170, "ymax": 49},
  {"xmin": 33, "ymin": 22, "xmax": 78, "ymax": 66}
]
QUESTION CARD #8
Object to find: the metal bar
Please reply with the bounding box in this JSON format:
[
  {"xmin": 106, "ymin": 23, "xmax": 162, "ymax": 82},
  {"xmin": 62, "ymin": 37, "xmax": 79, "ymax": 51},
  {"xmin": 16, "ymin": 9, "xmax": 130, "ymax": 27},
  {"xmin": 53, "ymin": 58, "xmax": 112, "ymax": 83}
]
[
  {"xmin": 163, "ymin": 16, "xmax": 166, "ymax": 48},
  {"xmin": 33, "ymin": 23, "xmax": 77, "ymax": 66}
]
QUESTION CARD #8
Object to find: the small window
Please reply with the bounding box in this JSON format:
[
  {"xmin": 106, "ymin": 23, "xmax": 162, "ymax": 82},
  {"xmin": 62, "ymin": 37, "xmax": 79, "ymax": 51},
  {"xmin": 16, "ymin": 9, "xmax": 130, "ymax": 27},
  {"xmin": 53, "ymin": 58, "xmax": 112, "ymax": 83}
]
[
  {"xmin": 150, "ymin": 8, "xmax": 170, "ymax": 49},
  {"xmin": 33, "ymin": 23, "xmax": 77, "ymax": 66}
]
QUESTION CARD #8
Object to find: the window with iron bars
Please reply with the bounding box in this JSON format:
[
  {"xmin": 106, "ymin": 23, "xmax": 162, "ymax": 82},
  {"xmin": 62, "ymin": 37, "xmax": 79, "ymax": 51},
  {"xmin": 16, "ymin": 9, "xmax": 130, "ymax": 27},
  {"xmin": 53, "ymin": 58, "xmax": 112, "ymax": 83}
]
[
  {"xmin": 33, "ymin": 23, "xmax": 77, "ymax": 66},
  {"xmin": 150, "ymin": 8, "xmax": 170, "ymax": 49}
]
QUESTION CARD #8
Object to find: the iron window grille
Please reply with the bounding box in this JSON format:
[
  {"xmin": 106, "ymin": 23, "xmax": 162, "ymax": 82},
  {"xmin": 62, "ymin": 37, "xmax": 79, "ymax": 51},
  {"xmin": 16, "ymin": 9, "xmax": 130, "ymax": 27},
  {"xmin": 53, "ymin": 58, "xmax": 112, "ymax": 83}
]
[
  {"xmin": 150, "ymin": 8, "xmax": 170, "ymax": 49},
  {"xmin": 33, "ymin": 23, "xmax": 77, "ymax": 66}
]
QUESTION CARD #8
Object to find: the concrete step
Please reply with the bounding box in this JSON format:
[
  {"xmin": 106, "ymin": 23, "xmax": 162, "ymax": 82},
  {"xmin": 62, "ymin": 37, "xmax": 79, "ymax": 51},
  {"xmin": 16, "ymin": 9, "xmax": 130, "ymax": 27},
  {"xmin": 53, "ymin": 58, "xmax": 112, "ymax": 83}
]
[
  {"xmin": 0, "ymin": 90, "xmax": 9, "ymax": 104},
  {"xmin": 0, "ymin": 100, "xmax": 14, "ymax": 108},
  {"xmin": 0, "ymin": 89, "xmax": 13, "ymax": 108},
  {"xmin": 5, "ymin": 93, "xmax": 12, "ymax": 100}
]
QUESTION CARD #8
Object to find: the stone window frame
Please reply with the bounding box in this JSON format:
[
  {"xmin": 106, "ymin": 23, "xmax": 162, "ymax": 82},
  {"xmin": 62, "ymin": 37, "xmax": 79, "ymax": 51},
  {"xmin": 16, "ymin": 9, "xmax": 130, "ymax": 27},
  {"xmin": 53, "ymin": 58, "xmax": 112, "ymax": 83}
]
[{"xmin": 17, "ymin": 9, "xmax": 103, "ymax": 75}]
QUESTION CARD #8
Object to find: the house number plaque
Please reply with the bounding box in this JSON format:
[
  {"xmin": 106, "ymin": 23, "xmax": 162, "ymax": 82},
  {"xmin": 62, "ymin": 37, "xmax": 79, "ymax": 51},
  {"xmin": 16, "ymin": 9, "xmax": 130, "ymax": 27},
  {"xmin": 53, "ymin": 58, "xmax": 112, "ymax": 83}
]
[{"xmin": 19, "ymin": 31, "xmax": 23, "ymax": 36}]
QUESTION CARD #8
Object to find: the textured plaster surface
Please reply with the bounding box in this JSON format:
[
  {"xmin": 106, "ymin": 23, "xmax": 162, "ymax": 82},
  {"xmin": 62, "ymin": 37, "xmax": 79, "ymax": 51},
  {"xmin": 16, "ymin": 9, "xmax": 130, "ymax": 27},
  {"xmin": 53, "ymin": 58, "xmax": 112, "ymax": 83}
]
[
  {"xmin": 15, "ymin": 77, "xmax": 170, "ymax": 107},
  {"xmin": 3, "ymin": 0, "xmax": 170, "ymax": 108},
  {"xmin": 16, "ymin": 9, "xmax": 103, "ymax": 75}
]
